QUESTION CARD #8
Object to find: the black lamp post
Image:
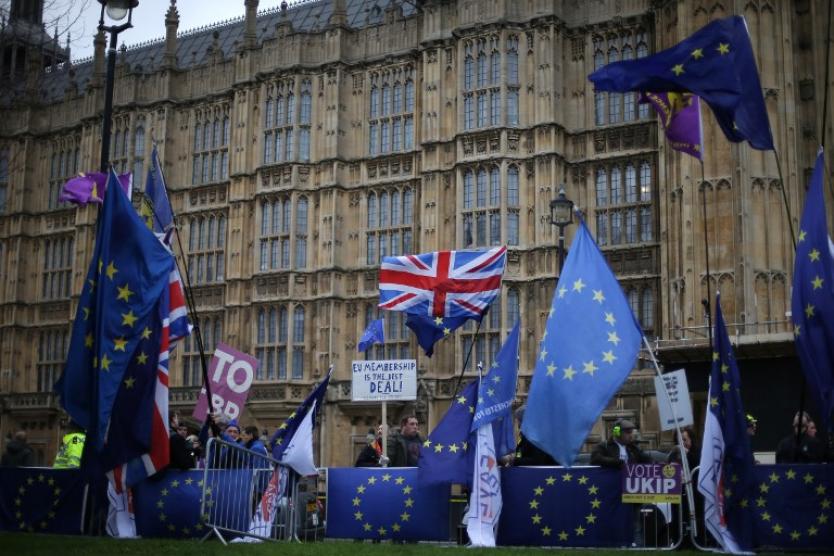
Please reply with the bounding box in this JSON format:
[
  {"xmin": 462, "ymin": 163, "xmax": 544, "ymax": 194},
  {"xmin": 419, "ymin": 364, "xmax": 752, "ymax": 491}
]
[
  {"xmin": 549, "ymin": 185, "xmax": 574, "ymax": 273},
  {"xmin": 97, "ymin": 0, "xmax": 139, "ymax": 172}
]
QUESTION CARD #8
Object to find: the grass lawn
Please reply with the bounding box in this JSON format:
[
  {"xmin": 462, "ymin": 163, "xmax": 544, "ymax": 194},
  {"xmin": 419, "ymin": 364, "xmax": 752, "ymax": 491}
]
[{"xmin": 0, "ymin": 533, "xmax": 720, "ymax": 555}]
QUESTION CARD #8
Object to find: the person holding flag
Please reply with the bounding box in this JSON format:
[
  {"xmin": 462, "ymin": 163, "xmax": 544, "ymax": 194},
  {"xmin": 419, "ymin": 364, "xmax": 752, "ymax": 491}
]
[{"xmin": 697, "ymin": 293, "xmax": 755, "ymax": 553}]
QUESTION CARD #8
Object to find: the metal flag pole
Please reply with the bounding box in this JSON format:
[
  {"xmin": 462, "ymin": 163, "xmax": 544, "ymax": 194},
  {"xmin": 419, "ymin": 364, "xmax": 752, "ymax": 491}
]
[{"xmin": 641, "ymin": 335, "xmax": 697, "ymax": 541}]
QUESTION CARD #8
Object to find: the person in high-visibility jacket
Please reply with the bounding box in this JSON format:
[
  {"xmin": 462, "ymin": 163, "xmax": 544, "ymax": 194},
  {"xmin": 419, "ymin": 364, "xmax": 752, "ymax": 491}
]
[{"xmin": 53, "ymin": 423, "xmax": 85, "ymax": 468}]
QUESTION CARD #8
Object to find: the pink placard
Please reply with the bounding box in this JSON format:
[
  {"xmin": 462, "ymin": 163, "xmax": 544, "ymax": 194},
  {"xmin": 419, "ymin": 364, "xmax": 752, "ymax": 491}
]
[{"xmin": 192, "ymin": 342, "xmax": 259, "ymax": 422}]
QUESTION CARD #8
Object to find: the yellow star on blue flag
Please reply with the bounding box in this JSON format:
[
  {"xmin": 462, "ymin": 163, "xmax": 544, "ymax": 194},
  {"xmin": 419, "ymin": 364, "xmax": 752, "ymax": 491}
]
[
  {"xmin": 792, "ymin": 150, "xmax": 834, "ymax": 428},
  {"xmin": 522, "ymin": 219, "xmax": 642, "ymax": 466}
]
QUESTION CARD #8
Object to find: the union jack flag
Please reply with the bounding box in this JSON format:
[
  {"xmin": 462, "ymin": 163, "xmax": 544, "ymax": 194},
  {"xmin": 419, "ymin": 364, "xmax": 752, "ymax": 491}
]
[{"xmin": 378, "ymin": 246, "xmax": 507, "ymax": 319}]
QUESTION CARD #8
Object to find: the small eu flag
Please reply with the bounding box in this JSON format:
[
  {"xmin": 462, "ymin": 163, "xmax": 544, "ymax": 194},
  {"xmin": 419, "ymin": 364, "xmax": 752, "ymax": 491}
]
[
  {"xmin": 418, "ymin": 379, "xmax": 478, "ymax": 486},
  {"xmin": 472, "ymin": 321, "xmax": 521, "ymax": 458},
  {"xmin": 269, "ymin": 368, "xmax": 331, "ymax": 461},
  {"xmin": 358, "ymin": 318, "xmax": 385, "ymax": 352},
  {"xmin": 521, "ymin": 220, "xmax": 642, "ymax": 467},
  {"xmin": 697, "ymin": 294, "xmax": 755, "ymax": 553},
  {"xmin": 55, "ymin": 170, "xmax": 174, "ymax": 461},
  {"xmin": 589, "ymin": 16, "xmax": 773, "ymax": 150},
  {"xmin": 791, "ymin": 150, "xmax": 834, "ymax": 429},
  {"xmin": 141, "ymin": 145, "xmax": 175, "ymax": 236},
  {"xmin": 405, "ymin": 313, "xmax": 470, "ymax": 357}
]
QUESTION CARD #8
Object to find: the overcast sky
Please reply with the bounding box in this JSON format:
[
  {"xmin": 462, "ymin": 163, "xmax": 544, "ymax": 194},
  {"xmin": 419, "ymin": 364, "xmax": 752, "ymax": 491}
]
[{"xmin": 42, "ymin": 0, "xmax": 290, "ymax": 61}]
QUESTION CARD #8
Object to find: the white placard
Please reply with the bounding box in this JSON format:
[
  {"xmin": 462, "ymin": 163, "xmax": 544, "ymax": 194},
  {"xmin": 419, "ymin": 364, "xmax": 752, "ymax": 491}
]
[
  {"xmin": 351, "ymin": 359, "xmax": 417, "ymax": 402},
  {"xmin": 655, "ymin": 368, "xmax": 694, "ymax": 431}
]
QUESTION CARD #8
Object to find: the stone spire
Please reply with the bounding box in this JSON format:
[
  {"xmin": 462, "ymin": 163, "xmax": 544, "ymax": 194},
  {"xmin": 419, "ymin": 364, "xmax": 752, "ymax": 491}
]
[
  {"xmin": 243, "ymin": 0, "xmax": 259, "ymax": 49},
  {"xmin": 163, "ymin": 0, "xmax": 180, "ymax": 69},
  {"xmin": 329, "ymin": 0, "xmax": 347, "ymax": 27},
  {"xmin": 91, "ymin": 28, "xmax": 106, "ymax": 88}
]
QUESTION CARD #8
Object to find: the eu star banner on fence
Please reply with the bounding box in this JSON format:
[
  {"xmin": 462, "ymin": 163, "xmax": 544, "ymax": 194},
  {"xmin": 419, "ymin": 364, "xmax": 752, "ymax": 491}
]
[
  {"xmin": 326, "ymin": 467, "xmax": 450, "ymax": 541},
  {"xmin": 496, "ymin": 467, "xmax": 631, "ymax": 547},
  {"xmin": 132, "ymin": 468, "xmax": 252, "ymax": 538},
  {"xmin": 0, "ymin": 468, "xmax": 86, "ymax": 534},
  {"xmin": 751, "ymin": 464, "xmax": 834, "ymax": 549}
]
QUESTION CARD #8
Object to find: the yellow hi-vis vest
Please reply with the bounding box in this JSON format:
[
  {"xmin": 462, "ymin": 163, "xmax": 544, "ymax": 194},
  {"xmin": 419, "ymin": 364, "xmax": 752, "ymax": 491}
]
[{"xmin": 53, "ymin": 432, "xmax": 85, "ymax": 468}]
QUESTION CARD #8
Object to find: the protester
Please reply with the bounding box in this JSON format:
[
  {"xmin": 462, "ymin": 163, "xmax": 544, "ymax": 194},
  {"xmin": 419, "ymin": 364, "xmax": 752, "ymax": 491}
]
[
  {"xmin": 746, "ymin": 414, "xmax": 758, "ymax": 437},
  {"xmin": 241, "ymin": 425, "xmax": 268, "ymax": 458},
  {"xmin": 355, "ymin": 425, "xmax": 389, "ymax": 467},
  {"xmin": 168, "ymin": 412, "xmax": 195, "ymax": 470},
  {"xmin": 591, "ymin": 419, "xmax": 651, "ymax": 548},
  {"xmin": 186, "ymin": 434, "xmax": 205, "ymax": 468},
  {"xmin": 591, "ymin": 418, "xmax": 651, "ymax": 468},
  {"xmin": 389, "ymin": 416, "xmax": 423, "ymax": 467},
  {"xmin": 510, "ymin": 406, "xmax": 558, "ymax": 466},
  {"xmin": 53, "ymin": 422, "xmax": 85, "ymax": 468},
  {"xmin": 2, "ymin": 430, "xmax": 34, "ymax": 467},
  {"xmin": 667, "ymin": 426, "xmax": 699, "ymax": 470},
  {"xmin": 775, "ymin": 411, "xmax": 827, "ymax": 463}
]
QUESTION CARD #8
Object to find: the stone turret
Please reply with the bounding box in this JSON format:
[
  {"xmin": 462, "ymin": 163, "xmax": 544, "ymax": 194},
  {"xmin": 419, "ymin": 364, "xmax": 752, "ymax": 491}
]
[
  {"xmin": 329, "ymin": 0, "xmax": 347, "ymax": 27},
  {"xmin": 163, "ymin": 0, "xmax": 179, "ymax": 70},
  {"xmin": 91, "ymin": 28, "xmax": 106, "ymax": 88},
  {"xmin": 243, "ymin": 0, "xmax": 259, "ymax": 49}
]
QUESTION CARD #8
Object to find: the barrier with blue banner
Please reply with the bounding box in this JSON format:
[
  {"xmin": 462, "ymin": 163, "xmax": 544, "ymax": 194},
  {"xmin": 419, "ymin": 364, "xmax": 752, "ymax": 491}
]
[
  {"xmin": 498, "ymin": 466, "xmax": 632, "ymax": 546},
  {"xmin": 325, "ymin": 467, "xmax": 450, "ymax": 541},
  {"xmin": 752, "ymin": 464, "xmax": 833, "ymax": 550},
  {"xmin": 1, "ymin": 463, "xmax": 832, "ymax": 548},
  {"xmin": 0, "ymin": 468, "xmax": 87, "ymax": 534}
]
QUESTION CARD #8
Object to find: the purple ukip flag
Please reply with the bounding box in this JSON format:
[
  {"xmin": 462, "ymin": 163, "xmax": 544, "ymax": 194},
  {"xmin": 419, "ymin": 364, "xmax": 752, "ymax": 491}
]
[
  {"xmin": 639, "ymin": 92, "xmax": 703, "ymax": 160},
  {"xmin": 59, "ymin": 172, "xmax": 132, "ymax": 206}
]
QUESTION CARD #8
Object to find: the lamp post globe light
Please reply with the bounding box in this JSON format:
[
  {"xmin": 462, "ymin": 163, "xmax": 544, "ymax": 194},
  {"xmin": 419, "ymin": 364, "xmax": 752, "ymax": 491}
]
[
  {"xmin": 549, "ymin": 185, "xmax": 574, "ymax": 273},
  {"xmin": 97, "ymin": 0, "xmax": 139, "ymax": 172}
]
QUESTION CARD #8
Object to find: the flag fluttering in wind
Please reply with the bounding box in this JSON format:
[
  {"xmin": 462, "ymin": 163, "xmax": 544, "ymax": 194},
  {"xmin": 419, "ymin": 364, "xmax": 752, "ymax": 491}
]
[
  {"xmin": 639, "ymin": 92, "xmax": 704, "ymax": 160},
  {"xmin": 417, "ymin": 379, "xmax": 478, "ymax": 485},
  {"xmin": 697, "ymin": 293, "xmax": 755, "ymax": 553},
  {"xmin": 590, "ymin": 16, "xmax": 773, "ymax": 150},
  {"xmin": 379, "ymin": 247, "xmax": 506, "ymax": 356},
  {"xmin": 269, "ymin": 366, "xmax": 333, "ymax": 461},
  {"xmin": 465, "ymin": 321, "xmax": 521, "ymax": 547},
  {"xmin": 55, "ymin": 170, "xmax": 174, "ymax": 488},
  {"xmin": 59, "ymin": 171, "xmax": 132, "ymax": 206},
  {"xmin": 791, "ymin": 149, "xmax": 834, "ymax": 429},
  {"xmin": 358, "ymin": 318, "xmax": 385, "ymax": 352},
  {"xmin": 521, "ymin": 220, "xmax": 642, "ymax": 467}
]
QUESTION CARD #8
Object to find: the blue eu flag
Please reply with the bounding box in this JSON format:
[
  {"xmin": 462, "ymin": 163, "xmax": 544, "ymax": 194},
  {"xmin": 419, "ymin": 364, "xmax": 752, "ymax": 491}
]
[
  {"xmin": 406, "ymin": 313, "xmax": 471, "ymax": 357},
  {"xmin": 751, "ymin": 464, "xmax": 834, "ymax": 549},
  {"xmin": 55, "ymin": 170, "xmax": 174, "ymax": 456},
  {"xmin": 792, "ymin": 150, "xmax": 834, "ymax": 428},
  {"xmin": 497, "ymin": 467, "xmax": 632, "ymax": 547},
  {"xmin": 326, "ymin": 467, "xmax": 450, "ymax": 541},
  {"xmin": 140, "ymin": 145, "xmax": 175, "ymax": 236},
  {"xmin": 698, "ymin": 294, "xmax": 755, "ymax": 551},
  {"xmin": 358, "ymin": 318, "xmax": 385, "ymax": 352},
  {"xmin": 472, "ymin": 321, "xmax": 520, "ymax": 458},
  {"xmin": 418, "ymin": 379, "xmax": 478, "ymax": 485},
  {"xmin": 0, "ymin": 468, "xmax": 87, "ymax": 534},
  {"xmin": 269, "ymin": 368, "xmax": 331, "ymax": 460},
  {"xmin": 589, "ymin": 16, "xmax": 773, "ymax": 151},
  {"xmin": 521, "ymin": 220, "xmax": 642, "ymax": 467}
]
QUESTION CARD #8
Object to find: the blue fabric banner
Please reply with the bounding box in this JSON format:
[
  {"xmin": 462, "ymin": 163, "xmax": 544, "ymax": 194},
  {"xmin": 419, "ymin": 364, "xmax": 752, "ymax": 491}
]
[
  {"xmin": 752, "ymin": 464, "xmax": 834, "ymax": 549},
  {"xmin": 497, "ymin": 466, "xmax": 632, "ymax": 547},
  {"xmin": 326, "ymin": 467, "xmax": 450, "ymax": 541},
  {"xmin": 132, "ymin": 468, "xmax": 252, "ymax": 538},
  {"xmin": 0, "ymin": 468, "xmax": 86, "ymax": 534}
]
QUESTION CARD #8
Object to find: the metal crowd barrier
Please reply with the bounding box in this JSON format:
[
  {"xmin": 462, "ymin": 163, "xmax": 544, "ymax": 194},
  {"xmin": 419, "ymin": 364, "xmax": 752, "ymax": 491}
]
[
  {"xmin": 200, "ymin": 437, "xmax": 297, "ymax": 544},
  {"xmin": 688, "ymin": 466, "xmax": 720, "ymax": 552}
]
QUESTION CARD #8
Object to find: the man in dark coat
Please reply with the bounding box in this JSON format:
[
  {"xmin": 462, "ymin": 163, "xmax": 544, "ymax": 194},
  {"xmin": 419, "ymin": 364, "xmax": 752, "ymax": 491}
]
[
  {"xmin": 591, "ymin": 418, "xmax": 651, "ymax": 468},
  {"xmin": 2, "ymin": 430, "xmax": 34, "ymax": 467},
  {"xmin": 775, "ymin": 411, "xmax": 827, "ymax": 464},
  {"xmin": 389, "ymin": 416, "xmax": 423, "ymax": 467}
]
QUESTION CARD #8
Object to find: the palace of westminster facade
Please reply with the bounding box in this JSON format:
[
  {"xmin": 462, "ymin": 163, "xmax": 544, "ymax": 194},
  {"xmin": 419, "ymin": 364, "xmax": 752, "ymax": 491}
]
[{"xmin": 0, "ymin": 0, "xmax": 830, "ymax": 466}]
